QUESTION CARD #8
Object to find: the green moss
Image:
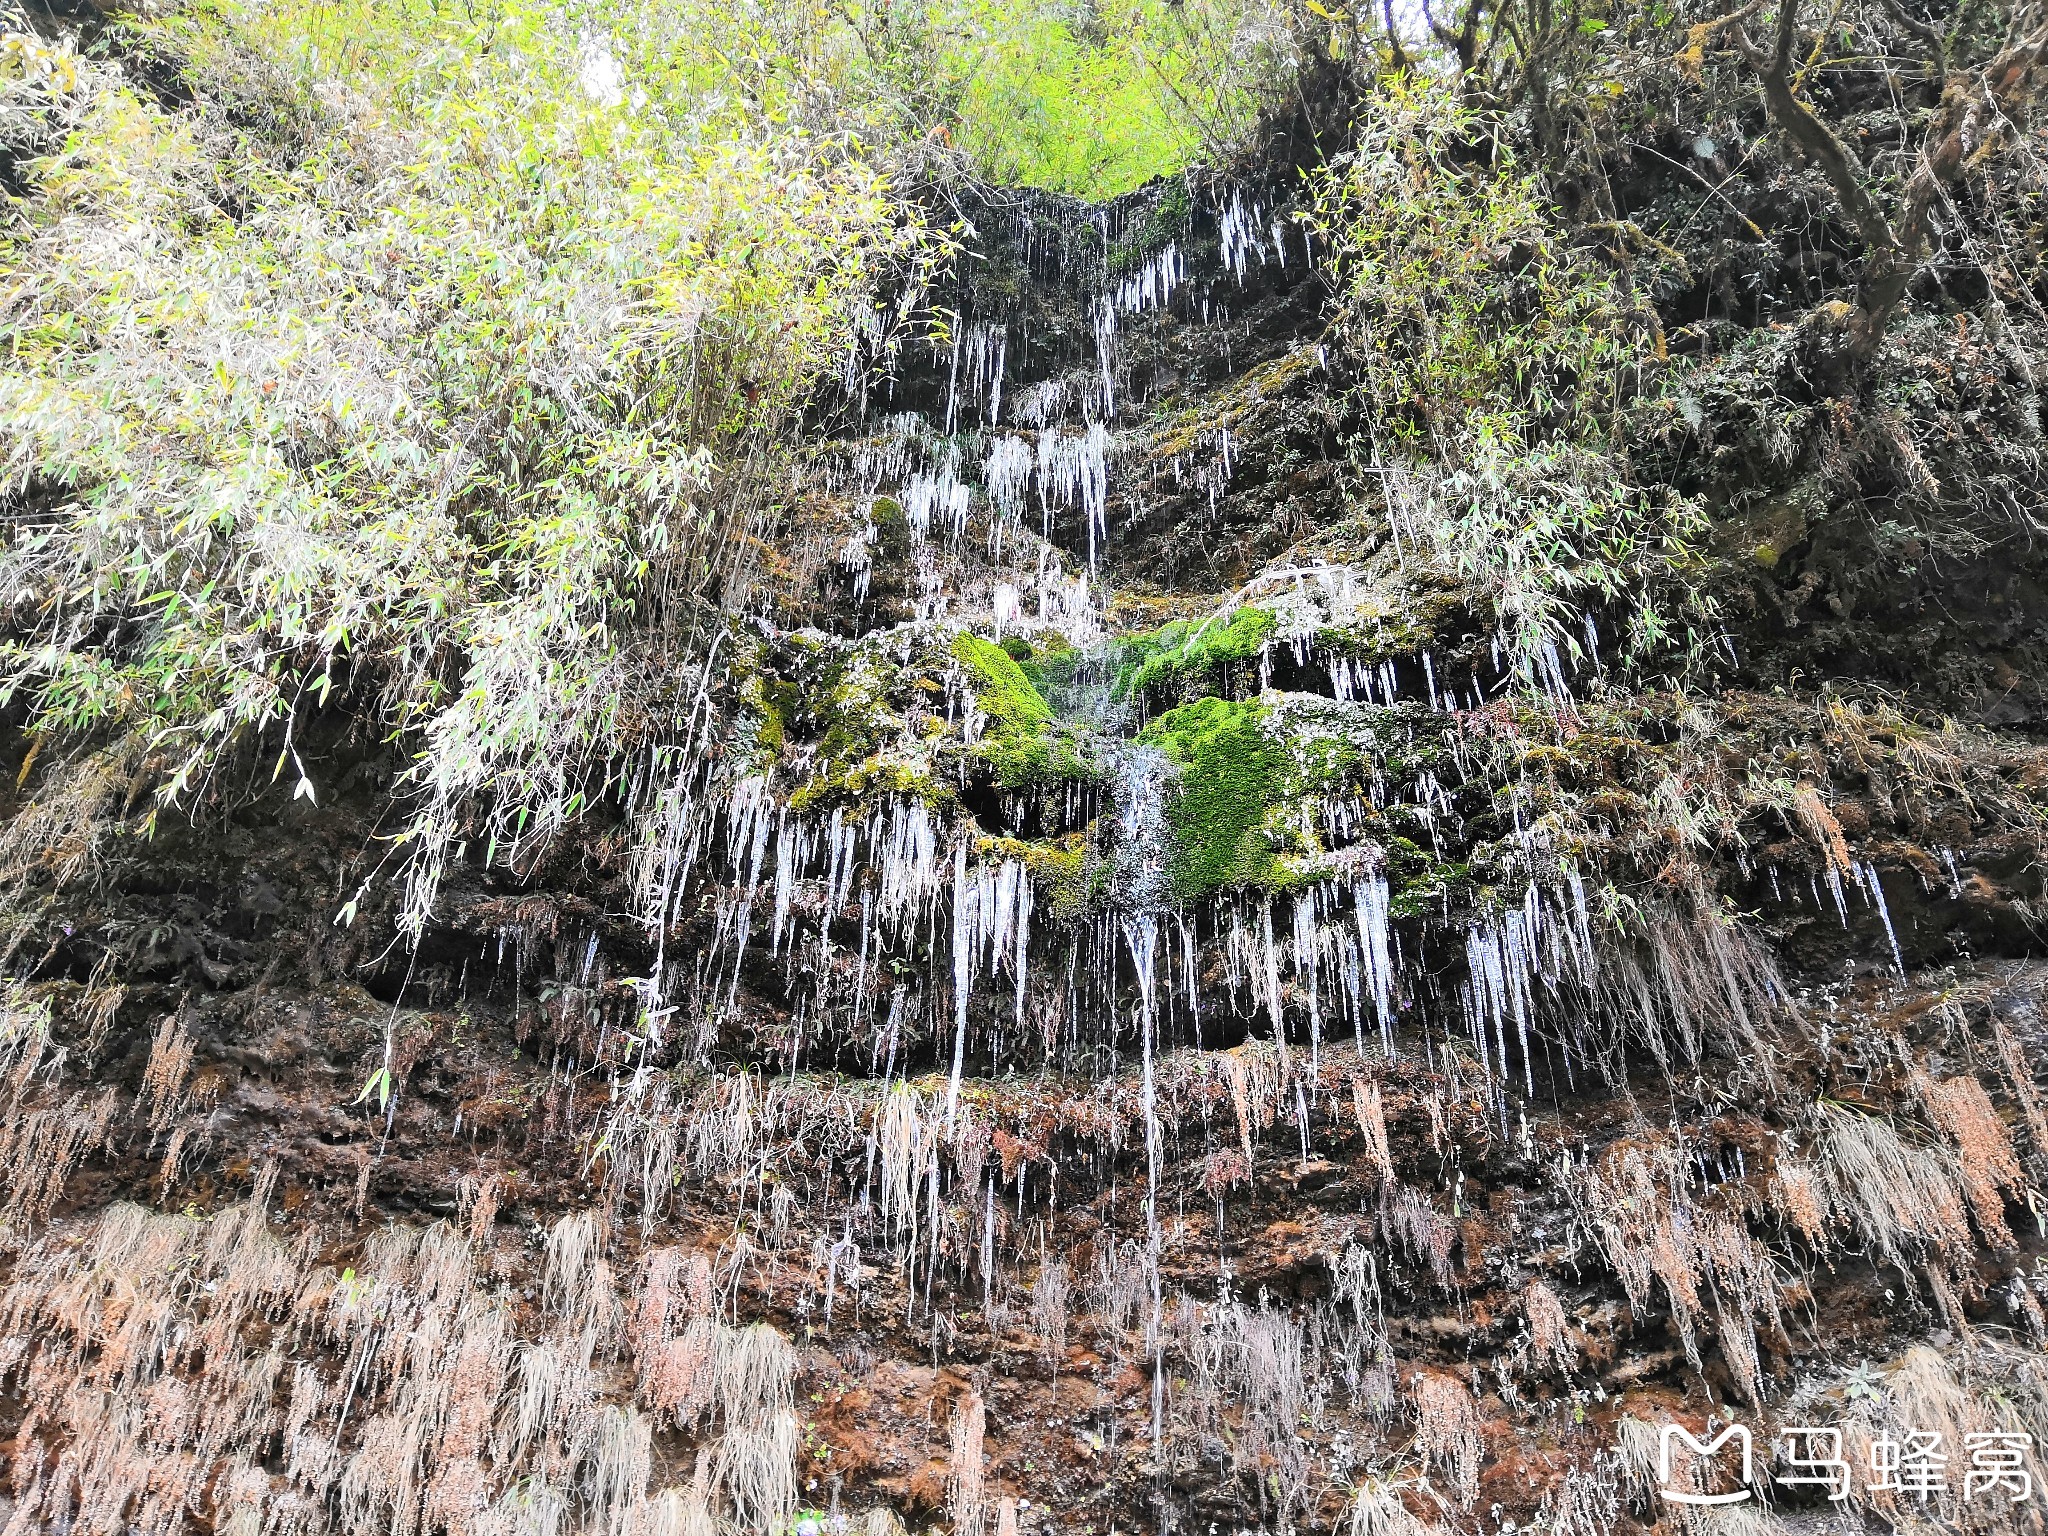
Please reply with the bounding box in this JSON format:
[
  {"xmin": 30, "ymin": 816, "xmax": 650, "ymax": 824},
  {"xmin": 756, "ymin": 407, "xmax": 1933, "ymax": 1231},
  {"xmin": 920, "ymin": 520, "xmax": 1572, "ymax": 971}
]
[
  {"xmin": 1140, "ymin": 696, "xmax": 1283, "ymax": 900},
  {"xmin": 869, "ymin": 495, "xmax": 911, "ymax": 559},
  {"xmin": 811, "ymin": 649, "xmax": 897, "ymax": 766},
  {"xmin": 739, "ymin": 673, "xmax": 787, "ymax": 760},
  {"xmin": 1112, "ymin": 605, "xmax": 1275, "ymax": 708},
  {"xmin": 980, "ymin": 831, "xmax": 1105, "ymax": 925},
  {"xmin": 1149, "ymin": 347, "xmax": 1319, "ymax": 457},
  {"xmin": 953, "ymin": 633, "xmax": 1053, "ymax": 731},
  {"xmin": 775, "ymin": 639, "xmax": 954, "ymax": 813},
  {"xmin": 788, "ymin": 755, "xmax": 950, "ymax": 815},
  {"xmin": 1384, "ymin": 836, "xmax": 1470, "ymax": 918},
  {"xmin": 951, "ymin": 631, "xmax": 1093, "ymax": 791}
]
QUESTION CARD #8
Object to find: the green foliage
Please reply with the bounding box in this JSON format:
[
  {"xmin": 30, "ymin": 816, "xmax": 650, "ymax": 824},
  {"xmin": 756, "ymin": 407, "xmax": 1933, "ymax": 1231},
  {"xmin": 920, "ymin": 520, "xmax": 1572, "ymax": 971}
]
[
  {"xmin": 837, "ymin": 0, "xmax": 1304, "ymax": 196},
  {"xmin": 1140, "ymin": 696, "xmax": 1282, "ymax": 899},
  {"xmin": 1112, "ymin": 604, "xmax": 1274, "ymax": 709},
  {"xmin": 940, "ymin": 1, "xmax": 1207, "ymax": 197},
  {"xmin": 951, "ymin": 631, "xmax": 1091, "ymax": 790},
  {"xmin": 0, "ymin": 0, "xmax": 934, "ymax": 928},
  {"xmin": 1307, "ymin": 78, "xmax": 1706, "ymax": 675}
]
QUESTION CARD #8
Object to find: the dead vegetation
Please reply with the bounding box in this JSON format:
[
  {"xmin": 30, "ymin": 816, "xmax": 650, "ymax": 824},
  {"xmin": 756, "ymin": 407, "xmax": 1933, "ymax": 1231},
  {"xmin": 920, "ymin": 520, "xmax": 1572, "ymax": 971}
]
[{"xmin": 0, "ymin": 1188, "xmax": 820, "ymax": 1536}]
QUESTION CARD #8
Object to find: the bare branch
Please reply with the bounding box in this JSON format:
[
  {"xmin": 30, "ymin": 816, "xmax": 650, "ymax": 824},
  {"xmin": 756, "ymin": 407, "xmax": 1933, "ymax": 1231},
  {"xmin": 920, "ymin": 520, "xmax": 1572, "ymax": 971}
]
[
  {"xmin": 1878, "ymin": 0, "xmax": 1945, "ymax": 61},
  {"xmin": 1733, "ymin": 2, "xmax": 1900, "ymax": 260}
]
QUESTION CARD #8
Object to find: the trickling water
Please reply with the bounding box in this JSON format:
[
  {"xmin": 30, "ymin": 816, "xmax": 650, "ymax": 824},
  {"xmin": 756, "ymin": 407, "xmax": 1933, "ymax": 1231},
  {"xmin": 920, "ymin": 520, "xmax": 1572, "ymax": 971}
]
[
  {"xmin": 1123, "ymin": 910, "xmax": 1167, "ymax": 1451},
  {"xmin": 1110, "ymin": 743, "xmax": 1178, "ymax": 916}
]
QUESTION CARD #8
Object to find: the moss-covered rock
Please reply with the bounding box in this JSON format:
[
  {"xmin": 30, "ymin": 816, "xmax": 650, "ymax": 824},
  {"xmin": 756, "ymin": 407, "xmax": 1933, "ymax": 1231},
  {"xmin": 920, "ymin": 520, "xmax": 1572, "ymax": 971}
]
[
  {"xmin": 1112, "ymin": 605, "xmax": 1275, "ymax": 714},
  {"xmin": 950, "ymin": 631, "xmax": 1097, "ymax": 792},
  {"xmin": 1140, "ymin": 696, "xmax": 1284, "ymax": 899}
]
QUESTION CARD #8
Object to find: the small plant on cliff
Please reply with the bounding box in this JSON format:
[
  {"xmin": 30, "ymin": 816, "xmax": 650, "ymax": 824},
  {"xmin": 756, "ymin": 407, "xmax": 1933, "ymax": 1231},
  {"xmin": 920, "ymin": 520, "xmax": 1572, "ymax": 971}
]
[{"xmin": 1309, "ymin": 79, "xmax": 1707, "ymax": 682}]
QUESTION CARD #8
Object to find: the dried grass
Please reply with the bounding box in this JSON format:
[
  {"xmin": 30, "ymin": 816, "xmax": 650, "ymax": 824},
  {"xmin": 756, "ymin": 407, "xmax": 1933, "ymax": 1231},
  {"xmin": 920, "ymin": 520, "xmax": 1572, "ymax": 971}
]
[
  {"xmin": 0, "ymin": 1180, "xmax": 818, "ymax": 1536},
  {"xmin": 0, "ymin": 739, "xmax": 138, "ymax": 893},
  {"xmin": 1923, "ymin": 1072, "xmax": 2025, "ymax": 1248},
  {"xmin": 137, "ymin": 1013, "xmax": 195, "ymax": 1133},
  {"xmin": 1410, "ymin": 1371, "xmax": 1480, "ymax": 1507},
  {"xmin": 948, "ymin": 1390, "xmax": 987, "ymax": 1536},
  {"xmin": 1031, "ymin": 1259, "xmax": 1069, "ymax": 1370},
  {"xmin": 1768, "ymin": 1157, "xmax": 1828, "ymax": 1243},
  {"xmin": 0, "ymin": 983, "xmax": 53, "ymax": 1099},
  {"xmin": 1348, "ymin": 1480, "xmax": 1431, "ymax": 1536},
  {"xmin": 1380, "ymin": 1183, "xmax": 1455, "ymax": 1288},
  {"xmin": 1993, "ymin": 1012, "xmax": 2048, "ymax": 1165},
  {"xmin": 1819, "ymin": 1104, "xmax": 1978, "ymax": 1272},
  {"xmin": 1522, "ymin": 1280, "xmax": 1572, "ymax": 1374},
  {"xmin": 0, "ymin": 1086, "xmax": 117, "ymax": 1226},
  {"xmin": 1351, "ymin": 1077, "xmax": 1392, "ymax": 1179},
  {"xmin": 712, "ymin": 1322, "xmax": 798, "ymax": 1534},
  {"xmin": 1567, "ymin": 1140, "xmax": 1782, "ymax": 1400}
]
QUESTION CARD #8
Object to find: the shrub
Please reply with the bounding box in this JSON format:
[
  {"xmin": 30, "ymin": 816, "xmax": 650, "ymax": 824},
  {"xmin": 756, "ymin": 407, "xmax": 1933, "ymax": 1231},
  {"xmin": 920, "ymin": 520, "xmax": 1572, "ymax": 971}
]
[
  {"xmin": 0, "ymin": 0, "xmax": 934, "ymax": 930},
  {"xmin": 1308, "ymin": 79, "xmax": 1706, "ymax": 680}
]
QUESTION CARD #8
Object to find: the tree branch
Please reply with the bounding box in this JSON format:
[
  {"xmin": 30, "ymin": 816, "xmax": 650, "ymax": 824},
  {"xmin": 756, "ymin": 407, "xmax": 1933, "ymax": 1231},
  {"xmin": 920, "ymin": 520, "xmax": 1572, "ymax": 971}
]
[{"xmin": 1733, "ymin": 1, "xmax": 1900, "ymax": 259}]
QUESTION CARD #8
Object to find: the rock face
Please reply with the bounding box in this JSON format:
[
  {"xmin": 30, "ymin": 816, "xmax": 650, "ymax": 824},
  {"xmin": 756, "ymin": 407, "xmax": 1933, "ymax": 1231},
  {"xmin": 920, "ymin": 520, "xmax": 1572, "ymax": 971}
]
[{"xmin": 4, "ymin": 9, "xmax": 2048, "ymax": 1536}]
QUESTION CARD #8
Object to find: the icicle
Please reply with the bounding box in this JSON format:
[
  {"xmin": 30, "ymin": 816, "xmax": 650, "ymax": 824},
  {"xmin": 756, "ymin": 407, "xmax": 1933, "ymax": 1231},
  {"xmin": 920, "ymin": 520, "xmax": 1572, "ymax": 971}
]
[
  {"xmin": 983, "ymin": 434, "xmax": 1034, "ymax": 548},
  {"xmin": 1861, "ymin": 861, "xmax": 1907, "ymax": 977},
  {"xmin": 1260, "ymin": 904, "xmax": 1288, "ymax": 1068},
  {"xmin": 1354, "ymin": 875, "xmax": 1395, "ymax": 1052},
  {"xmin": 1014, "ymin": 873, "xmax": 1032, "ymax": 1024},
  {"xmin": 1293, "ymin": 894, "xmax": 1323, "ymax": 1070},
  {"xmin": 1092, "ymin": 301, "xmax": 1117, "ymax": 417},
  {"xmin": 905, "ymin": 451, "xmax": 971, "ymax": 543},
  {"xmin": 1038, "ymin": 424, "xmax": 1112, "ymax": 571},
  {"xmin": 947, "ymin": 844, "xmax": 972, "ymax": 1132},
  {"xmin": 1121, "ymin": 913, "xmax": 1167, "ymax": 1455}
]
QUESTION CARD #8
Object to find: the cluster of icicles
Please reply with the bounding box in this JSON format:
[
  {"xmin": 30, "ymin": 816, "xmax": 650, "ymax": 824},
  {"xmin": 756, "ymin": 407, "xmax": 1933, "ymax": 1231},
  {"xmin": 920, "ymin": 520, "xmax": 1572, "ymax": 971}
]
[
  {"xmin": 820, "ymin": 408, "xmax": 1116, "ymax": 592},
  {"xmin": 612, "ymin": 716, "xmax": 1792, "ymax": 1129},
  {"xmin": 1090, "ymin": 186, "xmax": 1305, "ymax": 415},
  {"xmin": 624, "ymin": 289, "xmax": 1777, "ymax": 1119},
  {"xmin": 824, "ymin": 177, "xmax": 1312, "ymax": 594}
]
